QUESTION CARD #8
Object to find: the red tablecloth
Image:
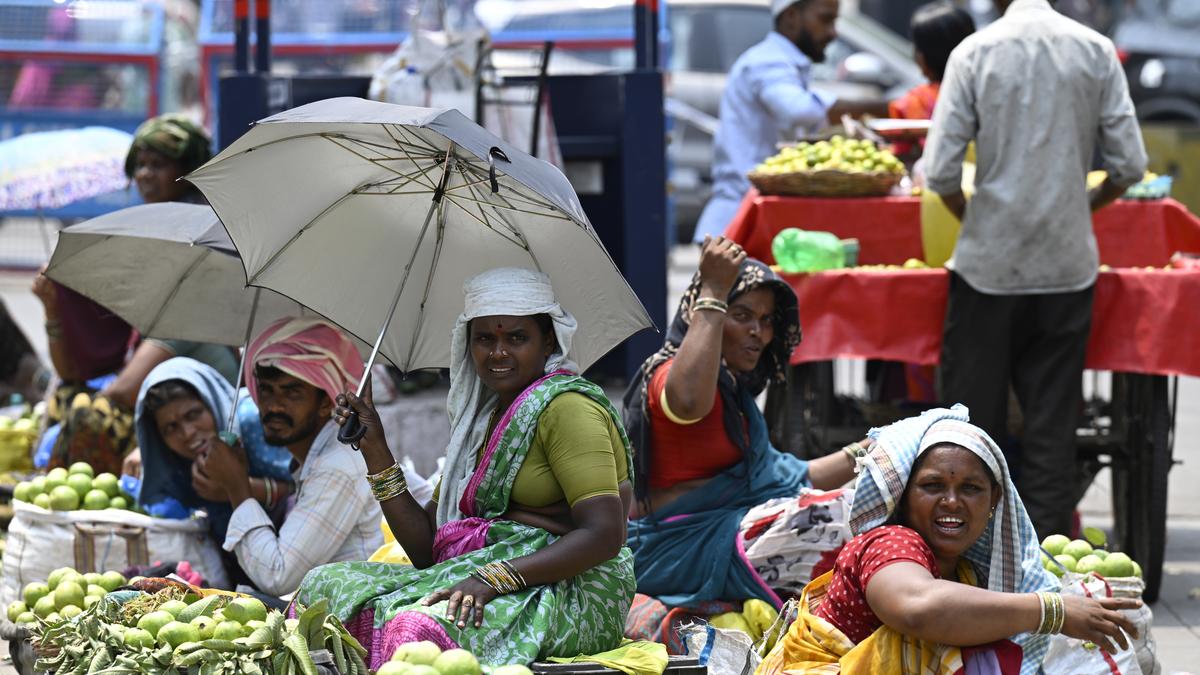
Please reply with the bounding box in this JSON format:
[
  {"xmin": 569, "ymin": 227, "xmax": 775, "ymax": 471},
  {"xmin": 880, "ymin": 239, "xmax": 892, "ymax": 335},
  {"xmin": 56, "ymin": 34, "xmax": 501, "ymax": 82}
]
[
  {"xmin": 724, "ymin": 192, "xmax": 1200, "ymax": 376},
  {"xmin": 726, "ymin": 190, "xmax": 1200, "ymax": 267},
  {"xmin": 785, "ymin": 268, "xmax": 1200, "ymax": 376}
]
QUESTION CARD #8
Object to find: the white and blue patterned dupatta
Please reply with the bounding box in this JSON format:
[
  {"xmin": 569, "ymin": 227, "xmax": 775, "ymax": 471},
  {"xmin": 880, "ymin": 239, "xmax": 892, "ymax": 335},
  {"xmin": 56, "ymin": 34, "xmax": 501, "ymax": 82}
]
[{"xmin": 849, "ymin": 405, "xmax": 1060, "ymax": 674}]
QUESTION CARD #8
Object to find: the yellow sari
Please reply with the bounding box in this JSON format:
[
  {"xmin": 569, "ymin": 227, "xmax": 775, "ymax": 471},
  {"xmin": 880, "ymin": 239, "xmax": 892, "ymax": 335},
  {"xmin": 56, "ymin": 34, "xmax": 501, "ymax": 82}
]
[{"xmin": 757, "ymin": 563, "xmax": 980, "ymax": 675}]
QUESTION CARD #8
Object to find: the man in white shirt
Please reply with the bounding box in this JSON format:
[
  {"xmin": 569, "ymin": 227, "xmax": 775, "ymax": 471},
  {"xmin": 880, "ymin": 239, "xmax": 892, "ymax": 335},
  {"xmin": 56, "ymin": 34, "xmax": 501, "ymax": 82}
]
[
  {"xmin": 694, "ymin": 0, "xmax": 887, "ymax": 242},
  {"xmin": 200, "ymin": 318, "xmax": 429, "ymax": 595},
  {"xmin": 923, "ymin": 0, "xmax": 1147, "ymax": 537}
]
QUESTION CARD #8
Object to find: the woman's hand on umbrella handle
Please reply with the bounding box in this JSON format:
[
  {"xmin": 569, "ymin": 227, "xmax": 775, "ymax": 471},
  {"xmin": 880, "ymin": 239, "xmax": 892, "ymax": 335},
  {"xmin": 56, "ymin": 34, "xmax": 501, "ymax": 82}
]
[{"xmin": 334, "ymin": 381, "xmax": 385, "ymax": 453}]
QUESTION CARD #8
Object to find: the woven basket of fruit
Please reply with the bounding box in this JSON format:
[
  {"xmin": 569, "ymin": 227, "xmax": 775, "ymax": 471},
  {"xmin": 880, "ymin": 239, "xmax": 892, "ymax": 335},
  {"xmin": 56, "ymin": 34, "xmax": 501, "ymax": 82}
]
[{"xmin": 749, "ymin": 137, "xmax": 906, "ymax": 198}]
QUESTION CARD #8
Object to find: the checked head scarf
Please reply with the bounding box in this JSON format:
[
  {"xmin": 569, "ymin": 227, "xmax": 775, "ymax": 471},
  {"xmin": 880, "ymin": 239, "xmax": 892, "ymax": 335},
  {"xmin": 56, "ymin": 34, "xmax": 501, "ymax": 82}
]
[{"xmin": 851, "ymin": 406, "xmax": 1059, "ymax": 673}]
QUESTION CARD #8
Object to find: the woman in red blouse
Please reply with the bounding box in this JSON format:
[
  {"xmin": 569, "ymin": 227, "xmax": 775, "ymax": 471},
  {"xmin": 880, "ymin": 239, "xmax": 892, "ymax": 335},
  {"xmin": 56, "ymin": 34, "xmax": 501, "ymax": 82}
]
[
  {"xmin": 760, "ymin": 415, "xmax": 1139, "ymax": 674},
  {"xmin": 623, "ymin": 236, "xmax": 861, "ymax": 610}
]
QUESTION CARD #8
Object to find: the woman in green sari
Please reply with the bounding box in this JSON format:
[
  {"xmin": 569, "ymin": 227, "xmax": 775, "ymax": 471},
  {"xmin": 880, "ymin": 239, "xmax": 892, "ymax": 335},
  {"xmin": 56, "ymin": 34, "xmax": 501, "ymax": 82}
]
[{"xmin": 295, "ymin": 268, "xmax": 634, "ymax": 669}]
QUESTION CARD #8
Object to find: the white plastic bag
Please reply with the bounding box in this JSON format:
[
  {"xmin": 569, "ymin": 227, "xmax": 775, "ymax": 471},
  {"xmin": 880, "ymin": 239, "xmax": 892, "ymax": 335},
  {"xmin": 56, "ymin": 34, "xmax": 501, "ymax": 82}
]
[
  {"xmin": 1042, "ymin": 574, "xmax": 1145, "ymax": 675},
  {"xmin": 680, "ymin": 622, "xmax": 761, "ymax": 675},
  {"xmin": 1, "ymin": 501, "xmax": 228, "ymax": 603},
  {"xmin": 1071, "ymin": 574, "xmax": 1160, "ymax": 675}
]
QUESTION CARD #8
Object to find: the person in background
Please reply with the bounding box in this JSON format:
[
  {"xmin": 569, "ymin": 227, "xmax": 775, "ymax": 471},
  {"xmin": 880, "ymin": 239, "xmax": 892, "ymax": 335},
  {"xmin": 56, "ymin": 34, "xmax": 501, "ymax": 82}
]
[
  {"xmin": 922, "ymin": 0, "xmax": 1147, "ymax": 537},
  {"xmin": 0, "ymin": 300, "xmax": 48, "ymax": 405},
  {"xmin": 890, "ymin": 2, "xmax": 976, "ymax": 123},
  {"xmin": 134, "ymin": 357, "xmax": 294, "ymax": 587},
  {"xmin": 34, "ymin": 114, "xmax": 238, "ymax": 476},
  {"xmin": 197, "ymin": 318, "xmax": 401, "ymax": 596},
  {"xmin": 693, "ymin": 0, "xmax": 890, "ymax": 243},
  {"xmin": 887, "ymin": 1, "xmax": 975, "ymax": 162}
]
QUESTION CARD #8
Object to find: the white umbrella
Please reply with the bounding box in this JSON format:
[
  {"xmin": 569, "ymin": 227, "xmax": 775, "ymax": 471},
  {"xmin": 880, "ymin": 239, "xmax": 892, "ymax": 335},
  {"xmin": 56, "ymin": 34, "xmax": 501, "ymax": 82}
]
[
  {"xmin": 186, "ymin": 97, "xmax": 654, "ymax": 443},
  {"xmin": 43, "ymin": 202, "xmax": 355, "ymax": 436}
]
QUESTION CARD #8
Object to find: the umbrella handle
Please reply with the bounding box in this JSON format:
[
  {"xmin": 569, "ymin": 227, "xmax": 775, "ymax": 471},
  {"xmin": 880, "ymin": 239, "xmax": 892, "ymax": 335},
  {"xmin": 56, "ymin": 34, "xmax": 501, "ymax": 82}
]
[{"xmin": 337, "ymin": 411, "xmax": 368, "ymax": 448}]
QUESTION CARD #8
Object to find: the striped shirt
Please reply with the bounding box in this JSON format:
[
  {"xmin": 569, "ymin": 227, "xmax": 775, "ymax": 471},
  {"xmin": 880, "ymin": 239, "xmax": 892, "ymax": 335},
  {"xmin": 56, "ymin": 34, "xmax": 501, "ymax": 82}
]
[{"xmin": 223, "ymin": 422, "xmax": 383, "ymax": 596}]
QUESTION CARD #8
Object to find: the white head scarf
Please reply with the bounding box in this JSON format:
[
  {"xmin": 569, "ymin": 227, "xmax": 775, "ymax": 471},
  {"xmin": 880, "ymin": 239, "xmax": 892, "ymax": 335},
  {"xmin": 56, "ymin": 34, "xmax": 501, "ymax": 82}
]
[
  {"xmin": 771, "ymin": 0, "xmax": 804, "ymax": 18},
  {"xmin": 435, "ymin": 268, "xmax": 579, "ymax": 526}
]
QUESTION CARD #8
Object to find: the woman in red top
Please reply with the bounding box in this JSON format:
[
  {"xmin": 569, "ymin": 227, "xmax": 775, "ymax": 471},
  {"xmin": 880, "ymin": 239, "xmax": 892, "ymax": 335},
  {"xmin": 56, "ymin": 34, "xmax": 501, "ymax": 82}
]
[
  {"xmin": 623, "ymin": 237, "xmax": 860, "ymax": 610},
  {"xmin": 887, "ymin": 2, "xmax": 975, "ymax": 161},
  {"xmin": 760, "ymin": 415, "xmax": 1139, "ymax": 674}
]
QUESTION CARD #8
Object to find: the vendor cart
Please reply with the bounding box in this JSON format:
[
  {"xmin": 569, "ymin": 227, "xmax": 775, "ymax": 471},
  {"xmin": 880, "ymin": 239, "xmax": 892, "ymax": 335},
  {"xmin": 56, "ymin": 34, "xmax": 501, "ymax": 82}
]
[{"xmin": 726, "ymin": 190, "xmax": 1200, "ymax": 603}]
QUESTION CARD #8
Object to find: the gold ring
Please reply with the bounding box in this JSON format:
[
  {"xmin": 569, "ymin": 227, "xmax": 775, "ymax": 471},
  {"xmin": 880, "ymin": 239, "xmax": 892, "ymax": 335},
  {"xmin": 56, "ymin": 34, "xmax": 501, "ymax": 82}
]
[{"xmin": 462, "ymin": 595, "xmax": 475, "ymax": 607}]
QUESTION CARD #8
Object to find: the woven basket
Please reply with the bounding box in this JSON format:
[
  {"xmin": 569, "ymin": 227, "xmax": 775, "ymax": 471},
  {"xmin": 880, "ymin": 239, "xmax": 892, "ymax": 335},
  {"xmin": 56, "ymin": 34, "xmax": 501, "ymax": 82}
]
[{"xmin": 748, "ymin": 168, "xmax": 903, "ymax": 198}]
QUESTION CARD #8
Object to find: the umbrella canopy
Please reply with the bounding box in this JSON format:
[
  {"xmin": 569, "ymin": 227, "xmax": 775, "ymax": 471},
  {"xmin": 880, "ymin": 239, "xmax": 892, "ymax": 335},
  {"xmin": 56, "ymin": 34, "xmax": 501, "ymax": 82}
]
[
  {"xmin": 44, "ymin": 202, "xmax": 330, "ymax": 349},
  {"xmin": 186, "ymin": 97, "xmax": 653, "ymax": 373},
  {"xmin": 0, "ymin": 127, "xmax": 132, "ymax": 211}
]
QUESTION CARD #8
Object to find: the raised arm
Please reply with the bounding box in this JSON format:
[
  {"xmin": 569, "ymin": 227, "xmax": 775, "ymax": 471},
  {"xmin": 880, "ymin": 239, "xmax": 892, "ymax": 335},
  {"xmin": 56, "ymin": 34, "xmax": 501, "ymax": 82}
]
[
  {"xmin": 335, "ymin": 386, "xmax": 439, "ymax": 569},
  {"xmin": 664, "ymin": 237, "xmax": 746, "ymax": 421},
  {"xmin": 32, "ymin": 270, "xmax": 79, "ymax": 382},
  {"xmin": 865, "ymin": 561, "xmax": 1140, "ymax": 652}
]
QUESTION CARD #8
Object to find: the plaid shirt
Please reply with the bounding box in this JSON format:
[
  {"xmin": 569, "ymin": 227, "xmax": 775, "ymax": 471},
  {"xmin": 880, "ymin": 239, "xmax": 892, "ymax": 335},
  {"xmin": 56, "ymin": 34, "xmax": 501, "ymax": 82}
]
[{"xmin": 223, "ymin": 422, "xmax": 383, "ymax": 596}]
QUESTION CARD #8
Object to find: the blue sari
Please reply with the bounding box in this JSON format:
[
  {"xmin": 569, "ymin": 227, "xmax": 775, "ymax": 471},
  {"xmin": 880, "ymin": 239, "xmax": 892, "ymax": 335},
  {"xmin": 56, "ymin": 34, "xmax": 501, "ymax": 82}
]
[{"xmin": 627, "ymin": 388, "xmax": 809, "ymax": 607}]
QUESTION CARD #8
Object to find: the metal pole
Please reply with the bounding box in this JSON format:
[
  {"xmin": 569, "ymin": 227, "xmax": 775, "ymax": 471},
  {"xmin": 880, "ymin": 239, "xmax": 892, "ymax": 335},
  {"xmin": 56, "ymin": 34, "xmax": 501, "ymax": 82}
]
[
  {"xmin": 634, "ymin": 0, "xmax": 659, "ymax": 70},
  {"xmin": 254, "ymin": 0, "xmax": 271, "ymax": 74},
  {"xmin": 353, "ymin": 151, "xmax": 453, "ymax": 395},
  {"xmin": 224, "ymin": 287, "xmax": 262, "ymax": 438},
  {"xmin": 234, "ymin": 0, "xmax": 250, "ymax": 73},
  {"xmin": 339, "ymin": 145, "xmax": 455, "ymax": 445}
]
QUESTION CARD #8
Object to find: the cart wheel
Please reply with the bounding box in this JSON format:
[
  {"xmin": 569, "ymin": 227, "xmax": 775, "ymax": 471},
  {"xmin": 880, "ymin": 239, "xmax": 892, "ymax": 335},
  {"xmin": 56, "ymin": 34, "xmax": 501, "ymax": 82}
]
[{"xmin": 1110, "ymin": 374, "xmax": 1173, "ymax": 603}]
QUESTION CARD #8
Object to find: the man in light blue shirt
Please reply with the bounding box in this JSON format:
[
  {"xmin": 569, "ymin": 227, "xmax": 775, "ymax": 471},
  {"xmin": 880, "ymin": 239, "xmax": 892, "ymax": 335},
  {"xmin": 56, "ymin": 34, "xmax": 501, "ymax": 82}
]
[{"xmin": 693, "ymin": 0, "xmax": 840, "ymax": 242}]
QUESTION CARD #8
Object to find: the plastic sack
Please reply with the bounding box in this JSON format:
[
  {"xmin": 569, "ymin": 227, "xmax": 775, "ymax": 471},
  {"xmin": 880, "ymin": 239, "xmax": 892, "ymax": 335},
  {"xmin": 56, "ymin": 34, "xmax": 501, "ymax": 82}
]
[
  {"xmin": 1042, "ymin": 573, "xmax": 1145, "ymax": 675},
  {"xmin": 1, "ymin": 500, "xmax": 228, "ymax": 604},
  {"xmin": 680, "ymin": 622, "xmax": 761, "ymax": 675},
  {"xmin": 771, "ymin": 228, "xmax": 845, "ymax": 274},
  {"xmin": 740, "ymin": 488, "xmax": 854, "ymax": 598},
  {"xmin": 1060, "ymin": 573, "xmax": 1160, "ymax": 675}
]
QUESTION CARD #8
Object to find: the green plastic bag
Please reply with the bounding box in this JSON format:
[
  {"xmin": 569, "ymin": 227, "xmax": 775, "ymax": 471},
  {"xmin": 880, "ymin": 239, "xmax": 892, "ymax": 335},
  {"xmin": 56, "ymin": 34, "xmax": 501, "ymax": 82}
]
[{"xmin": 771, "ymin": 228, "xmax": 845, "ymax": 273}]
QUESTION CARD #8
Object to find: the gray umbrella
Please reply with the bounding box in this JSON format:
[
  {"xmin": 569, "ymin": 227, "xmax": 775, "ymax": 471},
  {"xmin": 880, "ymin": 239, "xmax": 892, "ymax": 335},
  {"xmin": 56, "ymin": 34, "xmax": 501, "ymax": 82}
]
[
  {"xmin": 43, "ymin": 202, "xmax": 351, "ymax": 435},
  {"xmin": 185, "ymin": 98, "xmax": 654, "ymax": 443}
]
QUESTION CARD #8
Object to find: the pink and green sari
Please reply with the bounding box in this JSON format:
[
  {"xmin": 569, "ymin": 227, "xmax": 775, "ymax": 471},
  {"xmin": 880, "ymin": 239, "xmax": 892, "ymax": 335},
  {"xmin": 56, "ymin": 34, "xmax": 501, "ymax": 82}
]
[{"xmin": 295, "ymin": 373, "xmax": 635, "ymax": 669}]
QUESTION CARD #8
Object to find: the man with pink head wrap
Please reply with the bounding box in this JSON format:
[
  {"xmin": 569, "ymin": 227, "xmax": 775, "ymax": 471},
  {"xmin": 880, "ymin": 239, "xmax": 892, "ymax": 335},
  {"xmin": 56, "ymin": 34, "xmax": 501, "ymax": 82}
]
[{"xmin": 200, "ymin": 318, "xmax": 390, "ymax": 596}]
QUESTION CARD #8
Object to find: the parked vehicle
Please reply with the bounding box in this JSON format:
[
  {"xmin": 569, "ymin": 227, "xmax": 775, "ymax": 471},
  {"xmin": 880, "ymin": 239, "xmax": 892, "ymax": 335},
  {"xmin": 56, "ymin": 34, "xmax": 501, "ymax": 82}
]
[{"xmin": 1112, "ymin": 0, "xmax": 1200, "ymax": 123}]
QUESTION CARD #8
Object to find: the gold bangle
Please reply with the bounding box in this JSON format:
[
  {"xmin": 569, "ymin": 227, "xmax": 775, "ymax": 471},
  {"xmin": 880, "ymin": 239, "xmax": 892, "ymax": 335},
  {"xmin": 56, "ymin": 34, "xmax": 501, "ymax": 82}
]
[
  {"xmin": 473, "ymin": 560, "xmax": 526, "ymax": 595},
  {"xmin": 367, "ymin": 463, "xmax": 409, "ymax": 502},
  {"xmin": 841, "ymin": 442, "xmax": 867, "ymax": 463},
  {"xmin": 692, "ymin": 298, "xmax": 728, "ymax": 314},
  {"xmin": 1036, "ymin": 592, "xmax": 1065, "ymax": 635},
  {"xmin": 45, "ymin": 320, "xmax": 63, "ymax": 340}
]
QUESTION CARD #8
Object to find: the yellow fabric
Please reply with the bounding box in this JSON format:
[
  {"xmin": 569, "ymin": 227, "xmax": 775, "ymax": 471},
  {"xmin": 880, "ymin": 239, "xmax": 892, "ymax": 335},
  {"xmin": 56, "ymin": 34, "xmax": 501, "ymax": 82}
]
[
  {"xmin": 659, "ymin": 386, "xmax": 703, "ymax": 425},
  {"xmin": 368, "ymin": 518, "xmax": 412, "ymax": 565},
  {"xmin": 547, "ymin": 639, "xmax": 669, "ymax": 675},
  {"xmin": 920, "ymin": 161, "xmax": 975, "ymax": 268},
  {"xmin": 432, "ymin": 393, "xmax": 629, "ymax": 508},
  {"xmin": 757, "ymin": 564, "xmax": 977, "ymax": 675},
  {"xmin": 711, "ymin": 599, "xmax": 781, "ymax": 647}
]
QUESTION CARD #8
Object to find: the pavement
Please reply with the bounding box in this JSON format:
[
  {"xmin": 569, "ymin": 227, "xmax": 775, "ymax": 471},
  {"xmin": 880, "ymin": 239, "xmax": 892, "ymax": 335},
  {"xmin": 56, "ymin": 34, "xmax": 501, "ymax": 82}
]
[{"xmin": 0, "ymin": 242, "xmax": 1197, "ymax": 673}]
